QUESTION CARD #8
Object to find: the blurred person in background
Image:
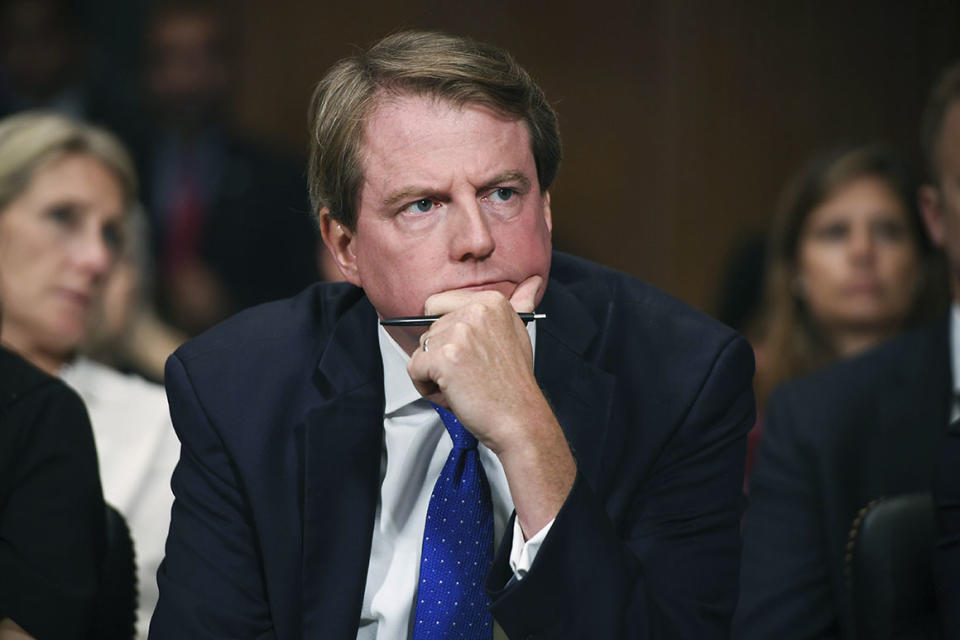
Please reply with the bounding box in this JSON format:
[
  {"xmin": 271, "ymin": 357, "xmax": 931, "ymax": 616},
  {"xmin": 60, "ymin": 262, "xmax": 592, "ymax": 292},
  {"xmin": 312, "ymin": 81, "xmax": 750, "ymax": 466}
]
[
  {"xmin": 84, "ymin": 205, "xmax": 188, "ymax": 383},
  {"xmin": 129, "ymin": 0, "xmax": 318, "ymax": 335},
  {"xmin": 0, "ymin": 111, "xmax": 179, "ymax": 638},
  {"xmin": 928, "ymin": 64, "xmax": 960, "ymax": 640},
  {"xmin": 735, "ymin": 69, "xmax": 959, "ymax": 638},
  {"xmin": 0, "ymin": 0, "xmax": 93, "ymax": 120},
  {"xmin": 745, "ymin": 144, "xmax": 946, "ymax": 479},
  {"xmin": 715, "ymin": 232, "xmax": 767, "ymax": 346}
]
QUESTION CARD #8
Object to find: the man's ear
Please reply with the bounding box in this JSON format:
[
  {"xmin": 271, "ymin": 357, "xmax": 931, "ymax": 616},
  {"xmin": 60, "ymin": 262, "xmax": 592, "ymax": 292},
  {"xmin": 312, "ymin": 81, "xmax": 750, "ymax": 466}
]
[
  {"xmin": 318, "ymin": 208, "xmax": 361, "ymax": 286},
  {"xmin": 919, "ymin": 184, "xmax": 946, "ymax": 249},
  {"xmin": 541, "ymin": 190, "xmax": 553, "ymax": 234}
]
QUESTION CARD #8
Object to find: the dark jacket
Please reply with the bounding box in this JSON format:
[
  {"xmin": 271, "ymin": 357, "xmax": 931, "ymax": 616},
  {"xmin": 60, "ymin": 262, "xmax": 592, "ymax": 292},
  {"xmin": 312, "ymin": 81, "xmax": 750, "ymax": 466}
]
[
  {"xmin": 151, "ymin": 252, "xmax": 756, "ymax": 639},
  {"xmin": 736, "ymin": 318, "xmax": 951, "ymax": 639},
  {"xmin": 0, "ymin": 347, "xmax": 106, "ymax": 638}
]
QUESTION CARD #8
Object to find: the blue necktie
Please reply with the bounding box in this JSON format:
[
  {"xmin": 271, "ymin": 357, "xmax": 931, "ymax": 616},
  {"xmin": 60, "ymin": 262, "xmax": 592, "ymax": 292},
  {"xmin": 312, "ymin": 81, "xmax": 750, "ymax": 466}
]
[{"xmin": 411, "ymin": 403, "xmax": 494, "ymax": 640}]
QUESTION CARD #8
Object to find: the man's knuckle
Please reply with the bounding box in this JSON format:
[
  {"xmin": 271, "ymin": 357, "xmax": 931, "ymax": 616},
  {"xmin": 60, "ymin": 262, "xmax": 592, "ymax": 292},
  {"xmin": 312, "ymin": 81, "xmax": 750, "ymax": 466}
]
[{"xmin": 441, "ymin": 342, "xmax": 460, "ymax": 361}]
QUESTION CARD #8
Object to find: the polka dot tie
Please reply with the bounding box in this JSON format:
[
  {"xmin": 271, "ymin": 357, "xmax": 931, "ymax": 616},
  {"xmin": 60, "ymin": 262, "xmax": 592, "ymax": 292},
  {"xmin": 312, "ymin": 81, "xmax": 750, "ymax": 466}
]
[{"xmin": 411, "ymin": 403, "xmax": 494, "ymax": 640}]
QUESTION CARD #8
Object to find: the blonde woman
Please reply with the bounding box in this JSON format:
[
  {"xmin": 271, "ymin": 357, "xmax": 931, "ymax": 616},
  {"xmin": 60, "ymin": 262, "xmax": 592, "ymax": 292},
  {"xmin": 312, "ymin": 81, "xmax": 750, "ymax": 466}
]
[{"xmin": 0, "ymin": 112, "xmax": 179, "ymax": 638}]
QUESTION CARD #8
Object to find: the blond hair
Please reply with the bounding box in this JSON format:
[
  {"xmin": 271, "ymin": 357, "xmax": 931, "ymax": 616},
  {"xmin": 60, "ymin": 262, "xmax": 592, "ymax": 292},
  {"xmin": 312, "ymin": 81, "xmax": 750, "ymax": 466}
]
[
  {"xmin": 0, "ymin": 111, "xmax": 138, "ymax": 213},
  {"xmin": 307, "ymin": 30, "xmax": 561, "ymax": 229}
]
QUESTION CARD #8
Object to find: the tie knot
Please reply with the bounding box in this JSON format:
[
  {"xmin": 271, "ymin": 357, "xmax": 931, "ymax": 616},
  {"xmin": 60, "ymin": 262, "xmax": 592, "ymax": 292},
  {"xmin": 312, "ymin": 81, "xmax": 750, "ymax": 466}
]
[{"xmin": 430, "ymin": 402, "xmax": 478, "ymax": 451}]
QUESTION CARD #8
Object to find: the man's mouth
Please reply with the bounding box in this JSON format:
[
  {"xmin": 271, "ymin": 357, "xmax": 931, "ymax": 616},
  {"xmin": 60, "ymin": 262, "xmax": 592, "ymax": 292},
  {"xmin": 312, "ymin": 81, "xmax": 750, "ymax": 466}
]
[{"xmin": 452, "ymin": 280, "xmax": 516, "ymax": 295}]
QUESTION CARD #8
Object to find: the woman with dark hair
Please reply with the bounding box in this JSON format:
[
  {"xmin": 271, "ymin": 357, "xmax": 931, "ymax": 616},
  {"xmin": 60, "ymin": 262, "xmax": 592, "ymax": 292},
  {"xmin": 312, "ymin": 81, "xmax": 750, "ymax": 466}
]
[{"xmin": 746, "ymin": 144, "xmax": 947, "ymax": 478}]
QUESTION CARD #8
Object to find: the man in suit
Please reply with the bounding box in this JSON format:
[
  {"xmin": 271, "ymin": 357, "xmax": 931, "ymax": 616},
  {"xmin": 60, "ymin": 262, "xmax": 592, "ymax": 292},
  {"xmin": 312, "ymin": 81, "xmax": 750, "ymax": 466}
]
[
  {"xmin": 930, "ymin": 64, "xmax": 960, "ymax": 640},
  {"xmin": 150, "ymin": 31, "xmax": 755, "ymax": 639},
  {"xmin": 735, "ymin": 63, "xmax": 960, "ymax": 639}
]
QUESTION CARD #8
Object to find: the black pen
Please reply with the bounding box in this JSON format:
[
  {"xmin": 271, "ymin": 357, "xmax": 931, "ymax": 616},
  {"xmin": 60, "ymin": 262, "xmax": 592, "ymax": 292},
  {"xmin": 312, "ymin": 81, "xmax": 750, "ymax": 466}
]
[{"xmin": 380, "ymin": 312, "xmax": 546, "ymax": 326}]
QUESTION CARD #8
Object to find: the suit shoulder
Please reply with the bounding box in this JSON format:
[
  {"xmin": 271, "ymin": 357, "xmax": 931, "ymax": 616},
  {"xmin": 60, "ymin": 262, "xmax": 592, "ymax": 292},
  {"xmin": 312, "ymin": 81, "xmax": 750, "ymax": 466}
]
[
  {"xmin": 173, "ymin": 282, "xmax": 364, "ymax": 371},
  {"xmin": 0, "ymin": 347, "xmax": 79, "ymax": 411},
  {"xmin": 770, "ymin": 321, "xmax": 936, "ymax": 410},
  {"xmin": 548, "ymin": 253, "xmax": 754, "ymax": 416},
  {"xmin": 766, "ymin": 321, "xmax": 943, "ymax": 446},
  {"xmin": 0, "ymin": 349, "xmax": 94, "ymax": 458},
  {"xmin": 551, "ymin": 251, "xmax": 745, "ymax": 356}
]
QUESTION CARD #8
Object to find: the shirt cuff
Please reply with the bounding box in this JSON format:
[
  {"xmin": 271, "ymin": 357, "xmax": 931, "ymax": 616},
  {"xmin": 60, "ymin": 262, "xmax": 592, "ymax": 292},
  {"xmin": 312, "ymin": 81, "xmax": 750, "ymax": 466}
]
[{"xmin": 508, "ymin": 516, "xmax": 555, "ymax": 581}]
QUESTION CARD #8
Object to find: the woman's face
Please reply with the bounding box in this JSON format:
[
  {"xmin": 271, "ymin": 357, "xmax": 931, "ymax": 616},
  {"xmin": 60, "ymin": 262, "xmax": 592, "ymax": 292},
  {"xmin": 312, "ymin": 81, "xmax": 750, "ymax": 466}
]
[
  {"xmin": 797, "ymin": 176, "xmax": 921, "ymax": 337},
  {"xmin": 0, "ymin": 153, "xmax": 126, "ymax": 369}
]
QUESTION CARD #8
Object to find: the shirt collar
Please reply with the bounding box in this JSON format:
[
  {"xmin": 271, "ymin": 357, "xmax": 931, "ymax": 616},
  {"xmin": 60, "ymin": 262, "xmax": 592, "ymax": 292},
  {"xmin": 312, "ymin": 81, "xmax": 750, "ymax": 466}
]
[
  {"xmin": 378, "ymin": 324, "xmax": 424, "ymax": 415},
  {"xmin": 377, "ymin": 319, "xmax": 538, "ymax": 416},
  {"xmin": 951, "ymin": 302, "xmax": 960, "ymax": 395}
]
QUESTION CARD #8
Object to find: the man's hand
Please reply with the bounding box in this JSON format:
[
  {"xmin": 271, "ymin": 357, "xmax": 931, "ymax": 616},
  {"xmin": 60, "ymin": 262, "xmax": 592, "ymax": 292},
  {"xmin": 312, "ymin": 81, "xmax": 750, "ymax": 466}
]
[{"xmin": 406, "ymin": 275, "xmax": 576, "ymax": 538}]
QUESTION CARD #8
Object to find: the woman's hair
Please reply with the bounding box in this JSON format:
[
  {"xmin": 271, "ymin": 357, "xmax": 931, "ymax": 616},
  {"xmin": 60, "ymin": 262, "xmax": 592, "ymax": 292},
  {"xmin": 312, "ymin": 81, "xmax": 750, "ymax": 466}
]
[
  {"xmin": 756, "ymin": 144, "xmax": 947, "ymax": 408},
  {"xmin": 0, "ymin": 111, "xmax": 138, "ymax": 214}
]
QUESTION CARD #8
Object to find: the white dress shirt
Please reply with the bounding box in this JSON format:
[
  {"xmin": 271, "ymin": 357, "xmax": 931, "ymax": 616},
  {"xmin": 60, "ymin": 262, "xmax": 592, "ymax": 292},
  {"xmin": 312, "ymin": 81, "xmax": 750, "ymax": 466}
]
[
  {"xmin": 357, "ymin": 323, "xmax": 552, "ymax": 640},
  {"xmin": 950, "ymin": 303, "xmax": 960, "ymax": 423},
  {"xmin": 61, "ymin": 357, "xmax": 180, "ymax": 640}
]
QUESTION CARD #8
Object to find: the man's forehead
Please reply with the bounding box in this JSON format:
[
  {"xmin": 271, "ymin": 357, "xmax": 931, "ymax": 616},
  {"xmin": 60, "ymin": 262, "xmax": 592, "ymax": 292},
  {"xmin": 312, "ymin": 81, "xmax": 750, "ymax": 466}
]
[
  {"xmin": 357, "ymin": 92, "xmax": 535, "ymax": 189},
  {"xmin": 363, "ymin": 92, "xmax": 525, "ymax": 143}
]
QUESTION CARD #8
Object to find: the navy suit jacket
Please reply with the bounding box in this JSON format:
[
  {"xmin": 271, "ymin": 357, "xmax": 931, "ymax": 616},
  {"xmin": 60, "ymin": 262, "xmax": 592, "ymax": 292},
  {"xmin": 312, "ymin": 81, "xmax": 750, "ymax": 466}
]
[
  {"xmin": 935, "ymin": 419, "xmax": 960, "ymax": 638},
  {"xmin": 150, "ymin": 252, "xmax": 755, "ymax": 639},
  {"xmin": 735, "ymin": 318, "xmax": 952, "ymax": 639}
]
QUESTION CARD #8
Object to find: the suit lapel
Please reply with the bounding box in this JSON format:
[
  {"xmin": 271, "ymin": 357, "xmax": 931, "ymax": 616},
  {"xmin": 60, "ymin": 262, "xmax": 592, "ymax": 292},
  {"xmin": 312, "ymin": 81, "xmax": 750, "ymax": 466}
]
[
  {"xmin": 876, "ymin": 317, "xmax": 951, "ymax": 495},
  {"xmin": 301, "ymin": 297, "xmax": 384, "ymax": 639},
  {"xmin": 297, "ymin": 278, "xmax": 617, "ymax": 636},
  {"xmin": 535, "ymin": 279, "xmax": 616, "ymax": 486}
]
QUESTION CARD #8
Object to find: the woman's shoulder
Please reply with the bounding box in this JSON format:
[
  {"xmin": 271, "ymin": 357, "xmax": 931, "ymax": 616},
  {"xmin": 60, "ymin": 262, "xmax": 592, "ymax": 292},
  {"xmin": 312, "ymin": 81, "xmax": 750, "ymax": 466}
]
[{"xmin": 0, "ymin": 346, "xmax": 64, "ymax": 409}]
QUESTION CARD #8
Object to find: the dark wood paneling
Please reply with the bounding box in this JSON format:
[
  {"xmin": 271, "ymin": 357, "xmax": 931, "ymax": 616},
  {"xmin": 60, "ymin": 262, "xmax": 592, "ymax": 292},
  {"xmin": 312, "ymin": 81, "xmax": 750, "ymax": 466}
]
[{"xmin": 232, "ymin": 1, "xmax": 960, "ymax": 312}]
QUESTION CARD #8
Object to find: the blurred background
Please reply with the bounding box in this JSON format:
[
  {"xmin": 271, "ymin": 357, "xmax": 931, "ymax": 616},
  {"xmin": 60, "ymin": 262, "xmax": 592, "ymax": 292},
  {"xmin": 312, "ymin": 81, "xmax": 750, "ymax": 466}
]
[{"xmin": 4, "ymin": 0, "xmax": 959, "ymax": 316}]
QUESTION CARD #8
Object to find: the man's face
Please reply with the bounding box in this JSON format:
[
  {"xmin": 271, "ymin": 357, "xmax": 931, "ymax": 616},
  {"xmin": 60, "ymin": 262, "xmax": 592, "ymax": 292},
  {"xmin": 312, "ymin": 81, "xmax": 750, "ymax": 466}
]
[
  {"xmin": 324, "ymin": 93, "xmax": 553, "ymax": 321},
  {"xmin": 921, "ymin": 101, "xmax": 960, "ymax": 298}
]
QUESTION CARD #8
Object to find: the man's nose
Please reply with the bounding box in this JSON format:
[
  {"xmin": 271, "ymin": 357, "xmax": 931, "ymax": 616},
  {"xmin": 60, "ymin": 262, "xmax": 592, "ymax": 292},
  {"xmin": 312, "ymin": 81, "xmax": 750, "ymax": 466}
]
[{"xmin": 449, "ymin": 201, "xmax": 495, "ymax": 261}]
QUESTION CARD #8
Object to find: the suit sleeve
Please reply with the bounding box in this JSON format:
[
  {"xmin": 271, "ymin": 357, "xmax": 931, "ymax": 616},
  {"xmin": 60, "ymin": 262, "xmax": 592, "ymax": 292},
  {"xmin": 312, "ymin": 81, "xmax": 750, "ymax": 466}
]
[
  {"xmin": 935, "ymin": 421, "xmax": 960, "ymax": 638},
  {"xmin": 488, "ymin": 335, "xmax": 755, "ymax": 639},
  {"xmin": 149, "ymin": 354, "xmax": 276, "ymax": 639},
  {"xmin": 733, "ymin": 387, "xmax": 838, "ymax": 639}
]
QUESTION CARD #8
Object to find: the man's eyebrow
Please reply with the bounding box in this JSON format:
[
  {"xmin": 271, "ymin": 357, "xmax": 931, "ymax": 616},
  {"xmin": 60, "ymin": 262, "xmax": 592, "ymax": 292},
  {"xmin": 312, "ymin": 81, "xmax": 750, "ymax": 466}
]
[
  {"xmin": 382, "ymin": 171, "xmax": 533, "ymax": 209},
  {"xmin": 383, "ymin": 186, "xmax": 432, "ymax": 209},
  {"xmin": 481, "ymin": 170, "xmax": 532, "ymax": 192}
]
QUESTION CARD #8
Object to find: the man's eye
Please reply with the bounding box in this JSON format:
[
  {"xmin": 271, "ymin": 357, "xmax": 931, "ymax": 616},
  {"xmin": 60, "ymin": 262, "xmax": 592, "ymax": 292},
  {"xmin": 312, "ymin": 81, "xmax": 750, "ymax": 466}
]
[
  {"xmin": 489, "ymin": 188, "xmax": 515, "ymax": 203},
  {"xmin": 404, "ymin": 199, "xmax": 435, "ymax": 214}
]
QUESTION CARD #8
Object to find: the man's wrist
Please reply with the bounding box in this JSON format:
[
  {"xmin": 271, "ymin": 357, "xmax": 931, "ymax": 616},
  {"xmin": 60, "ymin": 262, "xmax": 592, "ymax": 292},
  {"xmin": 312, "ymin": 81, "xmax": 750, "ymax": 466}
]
[{"xmin": 498, "ymin": 420, "xmax": 576, "ymax": 538}]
